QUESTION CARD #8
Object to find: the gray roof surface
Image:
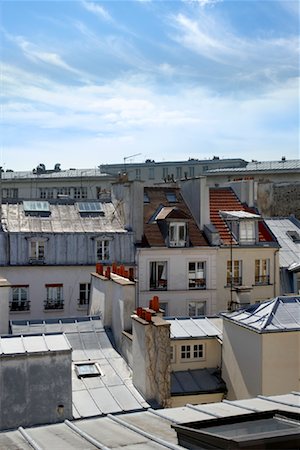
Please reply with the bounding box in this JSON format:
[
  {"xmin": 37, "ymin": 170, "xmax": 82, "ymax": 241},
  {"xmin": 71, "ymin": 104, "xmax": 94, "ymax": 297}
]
[
  {"xmin": 0, "ymin": 392, "xmax": 299, "ymax": 448},
  {"xmin": 265, "ymin": 218, "xmax": 300, "ymax": 268},
  {"xmin": 2, "ymin": 202, "xmax": 126, "ymax": 233},
  {"xmin": 0, "ymin": 333, "xmax": 71, "ymax": 355},
  {"xmin": 1, "ymin": 168, "xmax": 114, "ymax": 180},
  {"xmin": 207, "ymin": 159, "xmax": 300, "ymax": 173},
  {"xmin": 171, "ymin": 368, "xmax": 226, "ymax": 395},
  {"xmin": 167, "ymin": 317, "xmax": 222, "ymax": 340},
  {"xmin": 11, "ymin": 317, "xmax": 149, "ymax": 418},
  {"xmin": 222, "ymin": 296, "xmax": 300, "ymax": 332}
]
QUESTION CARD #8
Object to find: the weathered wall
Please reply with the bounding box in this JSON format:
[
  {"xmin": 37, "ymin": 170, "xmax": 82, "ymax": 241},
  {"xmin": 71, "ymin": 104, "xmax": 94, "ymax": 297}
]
[
  {"xmin": 171, "ymin": 338, "xmax": 221, "ymax": 372},
  {"xmin": 181, "ymin": 177, "xmax": 210, "ymax": 229},
  {"xmin": 0, "ymin": 350, "xmax": 72, "ymax": 430},
  {"xmin": 257, "ymin": 182, "xmax": 300, "ymax": 219},
  {"xmin": 0, "ymin": 279, "xmax": 10, "ymax": 334},
  {"xmin": 132, "ymin": 315, "xmax": 171, "ymax": 407}
]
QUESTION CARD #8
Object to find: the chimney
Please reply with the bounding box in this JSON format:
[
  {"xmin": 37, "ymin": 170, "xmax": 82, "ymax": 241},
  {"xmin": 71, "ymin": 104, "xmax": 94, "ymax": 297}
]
[
  {"xmin": 132, "ymin": 309, "xmax": 171, "ymax": 407},
  {"xmin": 0, "ymin": 278, "xmax": 10, "ymax": 334}
]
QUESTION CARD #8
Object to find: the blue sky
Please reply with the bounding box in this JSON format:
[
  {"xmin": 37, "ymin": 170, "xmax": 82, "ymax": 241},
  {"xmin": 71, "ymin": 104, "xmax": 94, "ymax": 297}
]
[{"xmin": 1, "ymin": 0, "xmax": 299, "ymax": 171}]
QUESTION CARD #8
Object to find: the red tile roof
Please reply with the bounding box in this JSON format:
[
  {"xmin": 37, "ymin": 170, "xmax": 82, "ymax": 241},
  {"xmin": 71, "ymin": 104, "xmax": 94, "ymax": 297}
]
[
  {"xmin": 210, "ymin": 187, "xmax": 274, "ymax": 245},
  {"xmin": 143, "ymin": 187, "xmax": 208, "ymax": 247}
]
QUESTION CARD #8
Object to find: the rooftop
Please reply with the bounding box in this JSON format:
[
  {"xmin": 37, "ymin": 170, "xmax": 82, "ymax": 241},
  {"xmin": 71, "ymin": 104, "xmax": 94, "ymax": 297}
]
[
  {"xmin": 221, "ymin": 296, "xmax": 300, "ymax": 333},
  {"xmin": 0, "ymin": 333, "xmax": 71, "ymax": 355},
  {"xmin": 171, "ymin": 368, "xmax": 226, "ymax": 396},
  {"xmin": 1, "ymin": 167, "xmax": 115, "ymax": 180},
  {"xmin": 207, "ymin": 159, "xmax": 300, "ymax": 174},
  {"xmin": 11, "ymin": 317, "xmax": 149, "ymax": 418},
  {"xmin": 1, "ymin": 202, "xmax": 126, "ymax": 234},
  {"xmin": 143, "ymin": 187, "xmax": 208, "ymax": 247},
  {"xmin": 265, "ymin": 218, "xmax": 300, "ymax": 269},
  {"xmin": 167, "ymin": 317, "xmax": 222, "ymax": 340},
  {"xmin": 0, "ymin": 392, "xmax": 298, "ymax": 448}
]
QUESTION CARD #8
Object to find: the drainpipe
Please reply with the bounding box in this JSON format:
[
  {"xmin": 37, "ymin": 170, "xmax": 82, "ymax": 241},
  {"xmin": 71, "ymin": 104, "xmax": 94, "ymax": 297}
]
[{"xmin": 274, "ymin": 249, "xmax": 280, "ymax": 296}]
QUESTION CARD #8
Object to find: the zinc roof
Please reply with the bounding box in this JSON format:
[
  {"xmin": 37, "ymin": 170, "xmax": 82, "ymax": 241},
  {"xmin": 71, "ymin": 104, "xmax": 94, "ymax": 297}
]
[
  {"xmin": 207, "ymin": 159, "xmax": 300, "ymax": 174},
  {"xmin": 1, "ymin": 168, "xmax": 114, "ymax": 180},
  {"xmin": 2, "ymin": 202, "xmax": 126, "ymax": 233},
  {"xmin": 0, "ymin": 392, "xmax": 298, "ymax": 448},
  {"xmin": 167, "ymin": 317, "xmax": 222, "ymax": 340},
  {"xmin": 11, "ymin": 317, "xmax": 149, "ymax": 418},
  {"xmin": 221, "ymin": 296, "xmax": 300, "ymax": 332},
  {"xmin": 265, "ymin": 218, "xmax": 300, "ymax": 268},
  {"xmin": 0, "ymin": 333, "xmax": 71, "ymax": 355}
]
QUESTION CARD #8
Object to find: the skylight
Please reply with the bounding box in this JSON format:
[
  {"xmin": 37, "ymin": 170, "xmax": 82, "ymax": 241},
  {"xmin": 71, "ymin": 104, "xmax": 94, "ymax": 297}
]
[
  {"xmin": 76, "ymin": 202, "xmax": 103, "ymax": 213},
  {"xmin": 23, "ymin": 201, "xmax": 50, "ymax": 212},
  {"xmin": 166, "ymin": 192, "xmax": 177, "ymax": 203},
  {"xmin": 75, "ymin": 362, "xmax": 102, "ymax": 378}
]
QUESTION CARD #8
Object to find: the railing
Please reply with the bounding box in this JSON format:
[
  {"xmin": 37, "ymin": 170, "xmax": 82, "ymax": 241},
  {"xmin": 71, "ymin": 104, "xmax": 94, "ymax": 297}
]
[
  {"xmin": 29, "ymin": 257, "xmax": 45, "ymax": 265},
  {"xmin": 44, "ymin": 300, "xmax": 64, "ymax": 310},
  {"xmin": 78, "ymin": 298, "xmax": 89, "ymax": 307},
  {"xmin": 227, "ymin": 276, "xmax": 242, "ymax": 286},
  {"xmin": 255, "ymin": 275, "xmax": 270, "ymax": 285},
  {"xmin": 10, "ymin": 301, "xmax": 30, "ymax": 312},
  {"xmin": 189, "ymin": 278, "xmax": 206, "ymax": 289},
  {"xmin": 150, "ymin": 279, "xmax": 168, "ymax": 290}
]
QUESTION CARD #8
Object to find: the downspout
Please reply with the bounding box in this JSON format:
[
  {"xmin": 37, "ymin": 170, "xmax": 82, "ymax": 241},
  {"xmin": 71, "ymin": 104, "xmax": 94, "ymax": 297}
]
[{"xmin": 274, "ymin": 248, "xmax": 279, "ymax": 297}]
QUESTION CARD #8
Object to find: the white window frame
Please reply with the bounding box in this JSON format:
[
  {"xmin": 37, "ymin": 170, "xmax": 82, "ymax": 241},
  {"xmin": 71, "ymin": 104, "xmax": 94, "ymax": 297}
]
[
  {"xmin": 255, "ymin": 258, "xmax": 270, "ymax": 285},
  {"xmin": 188, "ymin": 262, "xmax": 206, "ymax": 289},
  {"xmin": 150, "ymin": 261, "xmax": 168, "ymax": 290},
  {"xmin": 96, "ymin": 240, "xmax": 110, "ymax": 261},
  {"xmin": 148, "ymin": 167, "xmax": 155, "ymax": 180},
  {"xmin": 79, "ymin": 283, "xmax": 90, "ymax": 306},
  {"xmin": 45, "ymin": 285, "xmax": 64, "ymax": 310},
  {"xmin": 29, "ymin": 239, "xmax": 46, "ymax": 262},
  {"xmin": 10, "ymin": 286, "xmax": 30, "ymax": 312},
  {"xmin": 239, "ymin": 220, "xmax": 256, "ymax": 244},
  {"xmin": 180, "ymin": 343, "xmax": 205, "ymax": 361},
  {"xmin": 169, "ymin": 222, "xmax": 187, "ymax": 247},
  {"xmin": 176, "ymin": 167, "xmax": 182, "ymax": 179},
  {"xmin": 227, "ymin": 260, "xmax": 242, "ymax": 286},
  {"xmin": 135, "ymin": 168, "xmax": 141, "ymax": 180},
  {"xmin": 170, "ymin": 345, "xmax": 175, "ymax": 363}
]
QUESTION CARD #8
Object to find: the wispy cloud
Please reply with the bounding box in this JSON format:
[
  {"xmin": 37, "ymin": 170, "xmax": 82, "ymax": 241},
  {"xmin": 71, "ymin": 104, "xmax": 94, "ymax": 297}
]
[{"xmin": 81, "ymin": 1, "xmax": 112, "ymax": 21}]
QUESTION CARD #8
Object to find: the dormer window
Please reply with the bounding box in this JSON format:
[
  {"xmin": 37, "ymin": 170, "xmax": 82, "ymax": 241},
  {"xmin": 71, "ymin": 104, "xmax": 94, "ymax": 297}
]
[
  {"xmin": 239, "ymin": 220, "xmax": 256, "ymax": 244},
  {"xmin": 169, "ymin": 222, "xmax": 187, "ymax": 247}
]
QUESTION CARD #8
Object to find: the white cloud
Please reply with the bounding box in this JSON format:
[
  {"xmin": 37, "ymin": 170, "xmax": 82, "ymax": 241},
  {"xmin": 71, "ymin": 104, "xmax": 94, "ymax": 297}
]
[{"xmin": 81, "ymin": 1, "xmax": 111, "ymax": 21}]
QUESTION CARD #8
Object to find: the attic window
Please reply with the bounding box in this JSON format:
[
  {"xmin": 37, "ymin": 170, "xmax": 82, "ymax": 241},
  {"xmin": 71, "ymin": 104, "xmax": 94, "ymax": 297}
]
[
  {"xmin": 144, "ymin": 192, "xmax": 150, "ymax": 203},
  {"xmin": 286, "ymin": 230, "xmax": 300, "ymax": 243},
  {"xmin": 77, "ymin": 202, "xmax": 104, "ymax": 215},
  {"xmin": 23, "ymin": 201, "xmax": 50, "ymax": 216},
  {"xmin": 75, "ymin": 363, "xmax": 102, "ymax": 378},
  {"xmin": 169, "ymin": 222, "xmax": 187, "ymax": 247},
  {"xmin": 166, "ymin": 192, "xmax": 177, "ymax": 203}
]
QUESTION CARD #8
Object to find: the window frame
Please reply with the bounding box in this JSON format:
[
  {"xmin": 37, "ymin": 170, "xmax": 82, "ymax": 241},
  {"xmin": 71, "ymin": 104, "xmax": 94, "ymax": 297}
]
[
  {"xmin": 44, "ymin": 284, "xmax": 64, "ymax": 310},
  {"xmin": 150, "ymin": 261, "xmax": 168, "ymax": 290},
  {"xmin": 227, "ymin": 260, "xmax": 243, "ymax": 286},
  {"xmin": 78, "ymin": 283, "xmax": 91, "ymax": 307},
  {"xmin": 10, "ymin": 286, "xmax": 30, "ymax": 312},
  {"xmin": 180, "ymin": 343, "xmax": 205, "ymax": 361},
  {"xmin": 169, "ymin": 222, "xmax": 187, "ymax": 247},
  {"xmin": 29, "ymin": 239, "xmax": 46, "ymax": 263},
  {"xmin": 188, "ymin": 262, "xmax": 206, "ymax": 289},
  {"xmin": 188, "ymin": 301, "xmax": 206, "ymax": 317},
  {"xmin": 255, "ymin": 258, "xmax": 270, "ymax": 285},
  {"xmin": 96, "ymin": 239, "xmax": 110, "ymax": 262},
  {"xmin": 239, "ymin": 220, "xmax": 256, "ymax": 245}
]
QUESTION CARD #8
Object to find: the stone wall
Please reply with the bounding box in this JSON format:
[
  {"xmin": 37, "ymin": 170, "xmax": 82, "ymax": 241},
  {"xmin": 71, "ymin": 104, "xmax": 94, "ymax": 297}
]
[{"xmin": 257, "ymin": 182, "xmax": 300, "ymax": 219}]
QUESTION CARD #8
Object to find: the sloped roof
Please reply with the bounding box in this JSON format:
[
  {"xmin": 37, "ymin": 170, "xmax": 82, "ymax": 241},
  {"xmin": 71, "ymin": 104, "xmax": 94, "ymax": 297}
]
[
  {"xmin": 265, "ymin": 218, "xmax": 300, "ymax": 269},
  {"xmin": 0, "ymin": 392, "xmax": 298, "ymax": 448},
  {"xmin": 210, "ymin": 187, "xmax": 275, "ymax": 246},
  {"xmin": 143, "ymin": 187, "xmax": 208, "ymax": 247},
  {"xmin": 0, "ymin": 334, "xmax": 71, "ymax": 355},
  {"xmin": 207, "ymin": 159, "xmax": 300, "ymax": 174},
  {"xmin": 11, "ymin": 317, "xmax": 149, "ymax": 418},
  {"xmin": 2, "ymin": 202, "xmax": 126, "ymax": 234},
  {"xmin": 171, "ymin": 368, "xmax": 226, "ymax": 396},
  {"xmin": 167, "ymin": 317, "xmax": 222, "ymax": 340},
  {"xmin": 221, "ymin": 296, "xmax": 300, "ymax": 332}
]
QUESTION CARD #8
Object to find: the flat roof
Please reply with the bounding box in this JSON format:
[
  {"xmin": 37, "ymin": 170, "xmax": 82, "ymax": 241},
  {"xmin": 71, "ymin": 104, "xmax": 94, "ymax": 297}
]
[
  {"xmin": 167, "ymin": 317, "xmax": 222, "ymax": 340},
  {"xmin": 0, "ymin": 333, "xmax": 71, "ymax": 355}
]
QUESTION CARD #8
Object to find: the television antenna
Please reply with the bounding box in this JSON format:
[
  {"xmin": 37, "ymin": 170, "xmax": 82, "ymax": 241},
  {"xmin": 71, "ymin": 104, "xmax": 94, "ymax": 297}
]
[{"xmin": 123, "ymin": 153, "xmax": 141, "ymax": 171}]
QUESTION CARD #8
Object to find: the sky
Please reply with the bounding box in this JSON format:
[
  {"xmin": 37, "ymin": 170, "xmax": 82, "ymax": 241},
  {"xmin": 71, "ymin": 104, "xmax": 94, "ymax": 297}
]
[{"xmin": 1, "ymin": 0, "xmax": 299, "ymax": 171}]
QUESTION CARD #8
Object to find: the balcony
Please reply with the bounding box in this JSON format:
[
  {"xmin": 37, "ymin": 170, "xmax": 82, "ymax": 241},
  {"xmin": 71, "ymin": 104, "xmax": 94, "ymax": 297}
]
[
  {"xmin": 150, "ymin": 279, "xmax": 168, "ymax": 291},
  {"xmin": 189, "ymin": 278, "xmax": 206, "ymax": 290},
  {"xmin": 227, "ymin": 276, "xmax": 242, "ymax": 287},
  {"xmin": 10, "ymin": 301, "xmax": 30, "ymax": 312},
  {"xmin": 44, "ymin": 300, "xmax": 64, "ymax": 310},
  {"xmin": 255, "ymin": 275, "xmax": 270, "ymax": 285}
]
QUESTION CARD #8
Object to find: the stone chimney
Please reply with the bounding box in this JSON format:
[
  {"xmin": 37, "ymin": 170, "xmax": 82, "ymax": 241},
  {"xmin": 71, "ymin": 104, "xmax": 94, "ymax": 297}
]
[
  {"xmin": 181, "ymin": 177, "xmax": 210, "ymax": 229},
  {"xmin": 0, "ymin": 278, "xmax": 10, "ymax": 335},
  {"xmin": 132, "ymin": 299, "xmax": 171, "ymax": 408}
]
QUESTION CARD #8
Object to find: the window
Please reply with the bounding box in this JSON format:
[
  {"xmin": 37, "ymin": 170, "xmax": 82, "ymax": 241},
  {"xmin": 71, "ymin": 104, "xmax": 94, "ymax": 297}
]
[
  {"xmin": 2, "ymin": 188, "xmax": 18, "ymax": 199},
  {"xmin": 39, "ymin": 188, "xmax": 54, "ymax": 199},
  {"xmin": 148, "ymin": 167, "xmax": 155, "ymax": 180},
  {"xmin": 79, "ymin": 283, "xmax": 90, "ymax": 307},
  {"xmin": 170, "ymin": 345, "xmax": 175, "ymax": 363},
  {"xmin": 144, "ymin": 192, "xmax": 150, "ymax": 203},
  {"xmin": 255, "ymin": 259, "xmax": 270, "ymax": 285},
  {"xmin": 150, "ymin": 261, "xmax": 167, "ymax": 290},
  {"xmin": 227, "ymin": 260, "xmax": 242, "ymax": 286},
  {"xmin": 74, "ymin": 187, "xmax": 87, "ymax": 199},
  {"xmin": 166, "ymin": 192, "xmax": 177, "ymax": 203},
  {"xmin": 96, "ymin": 240, "xmax": 110, "ymax": 261},
  {"xmin": 188, "ymin": 301, "xmax": 206, "ymax": 317},
  {"xmin": 75, "ymin": 362, "xmax": 102, "ymax": 378},
  {"xmin": 10, "ymin": 286, "xmax": 30, "ymax": 312},
  {"xmin": 181, "ymin": 343, "xmax": 204, "ymax": 360},
  {"xmin": 45, "ymin": 284, "xmax": 63, "ymax": 310},
  {"xmin": 57, "ymin": 187, "xmax": 71, "ymax": 198},
  {"xmin": 29, "ymin": 240, "xmax": 45, "ymax": 263},
  {"xmin": 188, "ymin": 166, "xmax": 195, "ymax": 177},
  {"xmin": 176, "ymin": 167, "xmax": 182, "ymax": 179},
  {"xmin": 188, "ymin": 262, "xmax": 206, "ymax": 289},
  {"xmin": 169, "ymin": 222, "xmax": 187, "ymax": 247},
  {"xmin": 239, "ymin": 220, "xmax": 256, "ymax": 244},
  {"xmin": 135, "ymin": 168, "xmax": 141, "ymax": 180},
  {"xmin": 163, "ymin": 167, "xmax": 168, "ymax": 179}
]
